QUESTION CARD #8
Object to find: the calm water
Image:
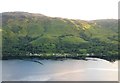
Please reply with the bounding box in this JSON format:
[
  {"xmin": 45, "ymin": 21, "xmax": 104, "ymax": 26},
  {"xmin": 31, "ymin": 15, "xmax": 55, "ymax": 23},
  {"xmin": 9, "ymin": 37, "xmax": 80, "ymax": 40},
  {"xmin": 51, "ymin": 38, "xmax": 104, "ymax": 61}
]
[{"xmin": 2, "ymin": 58, "xmax": 118, "ymax": 81}]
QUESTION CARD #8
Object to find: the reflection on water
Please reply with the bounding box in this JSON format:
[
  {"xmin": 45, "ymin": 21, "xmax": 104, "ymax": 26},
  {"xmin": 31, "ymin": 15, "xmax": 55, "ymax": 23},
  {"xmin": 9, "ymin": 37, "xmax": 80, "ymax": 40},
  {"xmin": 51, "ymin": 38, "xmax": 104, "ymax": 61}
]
[{"xmin": 2, "ymin": 58, "xmax": 118, "ymax": 81}]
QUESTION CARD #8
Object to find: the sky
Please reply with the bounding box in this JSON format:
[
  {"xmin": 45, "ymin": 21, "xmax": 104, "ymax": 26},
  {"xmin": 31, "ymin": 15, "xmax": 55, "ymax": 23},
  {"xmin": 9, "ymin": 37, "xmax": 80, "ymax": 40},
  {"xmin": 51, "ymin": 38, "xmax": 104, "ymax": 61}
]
[{"xmin": 0, "ymin": 0, "xmax": 119, "ymax": 20}]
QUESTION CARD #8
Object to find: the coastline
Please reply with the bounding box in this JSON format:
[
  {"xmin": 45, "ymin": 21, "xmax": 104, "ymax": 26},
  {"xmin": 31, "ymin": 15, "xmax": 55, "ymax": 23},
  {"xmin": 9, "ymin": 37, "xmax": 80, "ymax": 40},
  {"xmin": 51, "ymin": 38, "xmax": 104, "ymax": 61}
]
[{"xmin": 1, "ymin": 54, "xmax": 119, "ymax": 62}]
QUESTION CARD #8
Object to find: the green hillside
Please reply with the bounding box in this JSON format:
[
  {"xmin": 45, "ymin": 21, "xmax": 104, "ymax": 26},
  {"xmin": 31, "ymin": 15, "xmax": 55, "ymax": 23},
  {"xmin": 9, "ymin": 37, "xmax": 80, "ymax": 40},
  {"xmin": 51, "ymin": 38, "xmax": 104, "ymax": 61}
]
[{"xmin": 1, "ymin": 12, "xmax": 118, "ymax": 60}]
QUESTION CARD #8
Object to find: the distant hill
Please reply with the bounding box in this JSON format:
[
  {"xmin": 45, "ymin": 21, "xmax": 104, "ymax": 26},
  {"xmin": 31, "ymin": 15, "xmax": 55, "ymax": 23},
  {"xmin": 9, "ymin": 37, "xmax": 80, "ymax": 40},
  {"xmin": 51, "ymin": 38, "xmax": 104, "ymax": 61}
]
[{"xmin": 1, "ymin": 12, "xmax": 118, "ymax": 59}]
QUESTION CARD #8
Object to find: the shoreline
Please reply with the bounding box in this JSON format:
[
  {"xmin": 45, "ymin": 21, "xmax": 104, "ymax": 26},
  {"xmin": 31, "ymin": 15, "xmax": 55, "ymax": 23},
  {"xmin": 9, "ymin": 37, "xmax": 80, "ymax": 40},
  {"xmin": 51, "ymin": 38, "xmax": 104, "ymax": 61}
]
[{"xmin": 1, "ymin": 55, "xmax": 119, "ymax": 62}]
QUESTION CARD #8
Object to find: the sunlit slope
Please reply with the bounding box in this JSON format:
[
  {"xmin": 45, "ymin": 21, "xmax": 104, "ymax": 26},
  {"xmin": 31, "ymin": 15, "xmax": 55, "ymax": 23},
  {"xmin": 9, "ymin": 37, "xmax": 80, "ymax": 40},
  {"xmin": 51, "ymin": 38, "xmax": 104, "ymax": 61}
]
[{"xmin": 2, "ymin": 12, "xmax": 118, "ymax": 57}]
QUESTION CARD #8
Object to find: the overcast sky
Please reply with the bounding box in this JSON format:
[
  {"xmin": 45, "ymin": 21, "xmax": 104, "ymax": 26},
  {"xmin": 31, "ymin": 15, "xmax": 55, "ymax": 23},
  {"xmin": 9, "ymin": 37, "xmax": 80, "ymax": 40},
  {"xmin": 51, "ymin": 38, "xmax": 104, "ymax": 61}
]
[{"xmin": 0, "ymin": 0, "xmax": 119, "ymax": 20}]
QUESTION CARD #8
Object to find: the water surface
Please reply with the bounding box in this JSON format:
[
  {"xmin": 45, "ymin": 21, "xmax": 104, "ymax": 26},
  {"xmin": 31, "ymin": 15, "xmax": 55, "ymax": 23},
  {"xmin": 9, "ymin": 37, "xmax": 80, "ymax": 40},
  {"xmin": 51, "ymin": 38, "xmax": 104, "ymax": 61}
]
[{"xmin": 2, "ymin": 58, "xmax": 118, "ymax": 81}]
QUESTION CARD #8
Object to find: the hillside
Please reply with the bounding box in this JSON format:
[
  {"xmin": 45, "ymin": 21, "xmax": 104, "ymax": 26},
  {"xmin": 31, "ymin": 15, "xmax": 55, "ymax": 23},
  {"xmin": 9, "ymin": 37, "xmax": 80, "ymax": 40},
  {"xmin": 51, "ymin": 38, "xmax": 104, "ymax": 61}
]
[{"xmin": 1, "ymin": 12, "xmax": 118, "ymax": 59}]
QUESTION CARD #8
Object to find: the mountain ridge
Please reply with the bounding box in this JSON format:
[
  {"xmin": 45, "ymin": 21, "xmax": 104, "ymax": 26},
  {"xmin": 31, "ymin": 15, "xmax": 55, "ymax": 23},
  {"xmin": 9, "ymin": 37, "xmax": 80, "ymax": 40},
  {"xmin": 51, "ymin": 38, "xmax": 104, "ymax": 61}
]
[
  {"xmin": 1, "ymin": 12, "xmax": 118, "ymax": 60},
  {"xmin": 1, "ymin": 11, "xmax": 117, "ymax": 21}
]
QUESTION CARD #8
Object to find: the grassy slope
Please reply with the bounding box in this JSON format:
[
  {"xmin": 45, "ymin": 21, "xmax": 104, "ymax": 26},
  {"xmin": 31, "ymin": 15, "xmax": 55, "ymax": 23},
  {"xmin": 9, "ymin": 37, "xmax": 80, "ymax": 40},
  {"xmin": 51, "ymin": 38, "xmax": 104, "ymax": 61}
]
[{"xmin": 1, "ymin": 12, "xmax": 118, "ymax": 58}]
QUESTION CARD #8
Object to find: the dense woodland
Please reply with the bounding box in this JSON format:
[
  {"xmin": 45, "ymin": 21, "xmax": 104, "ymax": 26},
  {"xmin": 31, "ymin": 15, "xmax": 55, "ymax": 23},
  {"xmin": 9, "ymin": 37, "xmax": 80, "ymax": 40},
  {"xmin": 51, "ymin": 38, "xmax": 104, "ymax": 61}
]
[{"xmin": 1, "ymin": 12, "xmax": 119, "ymax": 60}]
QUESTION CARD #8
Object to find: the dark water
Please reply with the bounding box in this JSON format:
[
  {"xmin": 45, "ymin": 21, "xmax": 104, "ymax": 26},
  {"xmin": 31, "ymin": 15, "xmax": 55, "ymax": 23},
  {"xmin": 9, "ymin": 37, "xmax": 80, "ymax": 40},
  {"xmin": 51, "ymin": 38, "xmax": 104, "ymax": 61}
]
[{"xmin": 2, "ymin": 58, "xmax": 118, "ymax": 81}]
